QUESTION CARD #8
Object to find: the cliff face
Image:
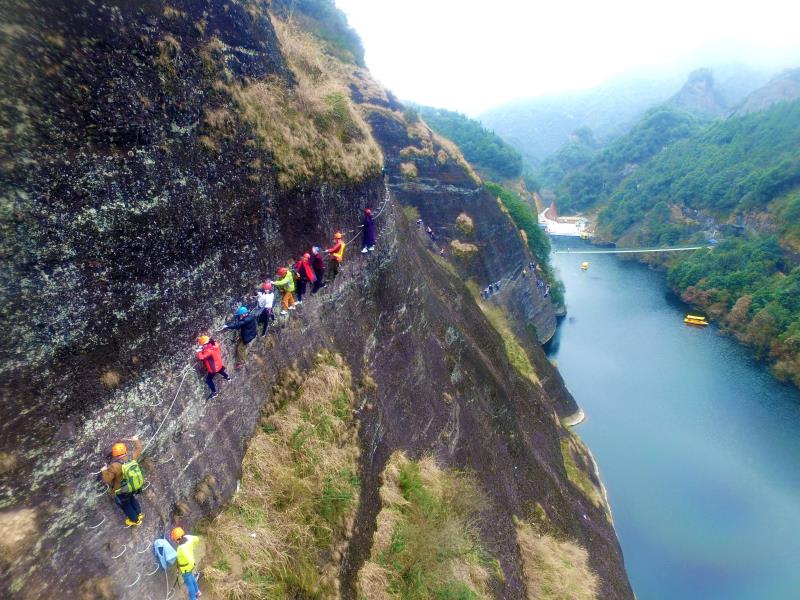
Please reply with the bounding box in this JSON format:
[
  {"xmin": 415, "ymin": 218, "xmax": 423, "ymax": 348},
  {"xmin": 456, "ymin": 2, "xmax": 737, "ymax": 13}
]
[{"xmin": 0, "ymin": 2, "xmax": 630, "ymax": 599}]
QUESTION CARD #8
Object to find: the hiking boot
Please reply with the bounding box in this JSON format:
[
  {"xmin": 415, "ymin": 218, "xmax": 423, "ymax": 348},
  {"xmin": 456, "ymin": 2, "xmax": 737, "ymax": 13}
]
[
  {"xmin": 368, "ymin": 246, "xmax": 375, "ymax": 252},
  {"xmin": 207, "ymin": 391, "xmax": 218, "ymax": 401},
  {"xmin": 124, "ymin": 517, "xmax": 141, "ymax": 528},
  {"xmin": 280, "ymin": 310, "xmax": 288, "ymax": 315},
  {"xmin": 361, "ymin": 247, "xmax": 368, "ymax": 253},
  {"xmin": 295, "ymin": 300, "xmax": 303, "ymax": 305},
  {"xmin": 136, "ymin": 513, "xmax": 144, "ymax": 525},
  {"xmin": 222, "ymin": 374, "xmax": 231, "ymax": 381},
  {"xmin": 288, "ymin": 305, "xmax": 296, "ymax": 311}
]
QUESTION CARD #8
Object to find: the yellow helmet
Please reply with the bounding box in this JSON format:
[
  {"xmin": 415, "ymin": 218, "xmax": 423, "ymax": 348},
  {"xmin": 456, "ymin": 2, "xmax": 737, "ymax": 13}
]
[
  {"xmin": 334, "ymin": 232, "xmax": 343, "ymax": 239},
  {"xmin": 171, "ymin": 526, "xmax": 185, "ymax": 541},
  {"xmin": 197, "ymin": 335, "xmax": 210, "ymax": 345}
]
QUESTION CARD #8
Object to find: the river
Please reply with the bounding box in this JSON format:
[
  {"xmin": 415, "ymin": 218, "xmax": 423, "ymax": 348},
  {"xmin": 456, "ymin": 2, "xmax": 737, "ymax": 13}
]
[{"xmin": 546, "ymin": 238, "xmax": 800, "ymax": 600}]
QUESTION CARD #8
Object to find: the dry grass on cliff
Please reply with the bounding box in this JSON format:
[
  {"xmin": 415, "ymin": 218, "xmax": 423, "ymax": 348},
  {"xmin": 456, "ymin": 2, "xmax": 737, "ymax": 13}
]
[
  {"xmin": 232, "ymin": 17, "xmax": 383, "ymax": 187},
  {"xmin": 560, "ymin": 433, "xmax": 607, "ymax": 512},
  {"xmin": 469, "ymin": 292, "xmax": 539, "ymax": 385},
  {"xmin": 515, "ymin": 517, "xmax": 599, "ymax": 600},
  {"xmin": 202, "ymin": 351, "xmax": 359, "ymax": 599},
  {"xmin": 356, "ymin": 452, "xmax": 495, "ymax": 600}
]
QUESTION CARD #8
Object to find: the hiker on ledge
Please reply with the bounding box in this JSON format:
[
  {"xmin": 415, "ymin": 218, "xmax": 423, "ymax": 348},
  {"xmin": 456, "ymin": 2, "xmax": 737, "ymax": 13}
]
[
  {"xmin": 224, "ymin": 306, "xmax": 257, "ymax": 368},
  {"xmin": 311, "ymin": 246, "xmax": 326, "ymax": 293},
  {"xmin": 325, "ymin": 232, "xmax": 345, "ymax": 282},
  {"xmin": 171, "ymin": 527, "xmax": 202, "ymax": 600},
  {"xmin": 361, "ymin": 208, "xmax": 376, "ymax": 253},
  {"xmin": 101, "ymin": 435, "xmax": 144, "ymax": 527},
  {"xmin": 295, "ymin": 253, "xmax": 317, "ymax": 304},
  {"xmin": 273, "ymin": 266, "xmax": 296, "ymax": 315},
  {"xmin": 196, "ymin": 335, "xmax": 230, "ymax": 400},
  {"xmin": 256, "ymin": 282, "xmax": 275, "ymax": 336}
]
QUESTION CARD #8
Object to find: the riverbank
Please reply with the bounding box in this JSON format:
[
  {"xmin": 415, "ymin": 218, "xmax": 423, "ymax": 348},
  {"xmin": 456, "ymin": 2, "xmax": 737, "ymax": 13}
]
[{"xmin": 548, "ymin": 237, "xmax": 800, "ymax": 600}]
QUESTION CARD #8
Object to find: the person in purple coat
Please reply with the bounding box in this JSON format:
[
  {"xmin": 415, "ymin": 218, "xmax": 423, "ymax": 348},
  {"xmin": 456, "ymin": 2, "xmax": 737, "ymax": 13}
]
[{"xmin": 361, "ymin": 208, "xmax": 376, "ymax": 253}]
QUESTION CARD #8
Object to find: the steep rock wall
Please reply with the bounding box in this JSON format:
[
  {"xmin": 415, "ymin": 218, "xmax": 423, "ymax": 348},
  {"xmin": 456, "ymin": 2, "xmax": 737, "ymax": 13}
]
[{"xmin": 0, "ymin": 2, "xmax": 630, "ymax": 599}]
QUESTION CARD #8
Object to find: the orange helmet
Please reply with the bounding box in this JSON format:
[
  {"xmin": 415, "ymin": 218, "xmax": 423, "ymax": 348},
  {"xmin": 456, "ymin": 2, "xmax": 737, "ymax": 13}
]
[
  {"xmin": 197, "ymin": 335, "xmax": 210, "ymax": 345},
  {"xmin": 111, "ymin": 443, "xmax": 127, "ymax": 458},
  {"xmin": 262, "ymin": 282, "xmax": 272, "ymax": 291},
  {"xmin": 303, "ymin": 252, "xmax": 310, "ymax": 260},
  {"xmin": 365, "ymin": 208, "xmax": 372, "ymax": 216},
  {"xmin": 334, "ymin": 232, "xmax": 343, "ymax": 239},
  {"xmin": 171, "ymin": 526, "xmax": 185, "ymax": 541},
  {"xmin": 277, "ymin": 267, "xmax": 288, "ymax": 277}
]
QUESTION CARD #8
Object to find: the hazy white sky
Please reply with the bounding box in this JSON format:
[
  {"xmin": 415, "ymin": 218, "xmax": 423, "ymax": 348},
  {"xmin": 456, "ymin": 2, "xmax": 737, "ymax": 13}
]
[{"xmin": 336, "ymin": 0, "xmax": 800, "ymax": 115}]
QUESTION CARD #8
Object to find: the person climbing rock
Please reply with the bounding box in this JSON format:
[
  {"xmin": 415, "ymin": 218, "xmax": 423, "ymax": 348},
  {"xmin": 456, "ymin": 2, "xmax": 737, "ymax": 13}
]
[
  {"xmin": 311, "ymin": 246, "xmax": 326, "ymax": 293},
  {"xmin": 361, "ymin": 208, "xmax": 376, "ymax": 253},
  {"xmin": 171, "ymin": 527, "xmax": 202, "ymax": 600},
  {"xmin": 224, "ymin": 306, "xmax": 257, "ymax": 368},
  {"xmin": 256, "ymin": 282, "xmax": 275, "ymax": 336},
  {"xmin": 100, "ymin": 435, "xmax": 144, "ymax": 527},
  {"xmin": 325, "ymin": 232, "xmax": 345, "ymax": 282},
  {"xmin": 295, "ymin": 253, "xmax": 316, "ymax": 303},
  {"xmin": 273, "ymin": 266, "xmax": 296, "ymax": 315},
  {"xmin": 196, "ymin": 335, "xmax": 230, "ymax": 400}
]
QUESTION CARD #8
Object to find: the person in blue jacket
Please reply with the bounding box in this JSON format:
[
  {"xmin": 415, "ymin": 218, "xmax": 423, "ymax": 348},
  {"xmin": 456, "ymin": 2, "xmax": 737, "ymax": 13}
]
[{"xmin": 224, "ymin": 306, "xmax": 257, "ymax": 367}]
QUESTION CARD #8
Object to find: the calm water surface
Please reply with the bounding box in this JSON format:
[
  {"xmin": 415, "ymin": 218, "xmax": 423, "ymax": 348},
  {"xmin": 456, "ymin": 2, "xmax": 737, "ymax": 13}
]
[{"xmin": 547, "ymin": 238, "xmax": 800, "ymax": 600}]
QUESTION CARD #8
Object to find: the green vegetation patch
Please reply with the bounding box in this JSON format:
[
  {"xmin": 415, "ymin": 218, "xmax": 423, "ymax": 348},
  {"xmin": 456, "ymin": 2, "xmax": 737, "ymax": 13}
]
[
  {"xmin": 416, "ymin": 105, "xmax": 523, "ymax": 180},
  {"xmin": 559, "ymin": 434, "xmax": 605, "ymax": 512},
  {"xmin": 475, "ymin": 298, "xmax": 539, "ymax": 385},
  {"xmin": 203, "ymin": 351, "xmax": 359, "ymax": 598},
  {"xmin": 357, "ymin": 453, "xmax": 495, "ymax": 600}
]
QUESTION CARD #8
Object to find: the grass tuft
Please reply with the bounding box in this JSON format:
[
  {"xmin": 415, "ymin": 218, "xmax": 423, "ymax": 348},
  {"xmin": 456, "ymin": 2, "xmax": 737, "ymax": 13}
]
[
  {"xmin": 203, "ymin": 351, "xmax": 359, "ymax": 599},
  {"xmin": 559, "ymin": 434, "xmax": 607, "ymax": 512},
  {"xmin": 357, "ymin": 453, "xmax": 494, "ymax": 600},
  {"xmin": 515, "ymin": 517, "xmax": 599, "ymax": 600}
]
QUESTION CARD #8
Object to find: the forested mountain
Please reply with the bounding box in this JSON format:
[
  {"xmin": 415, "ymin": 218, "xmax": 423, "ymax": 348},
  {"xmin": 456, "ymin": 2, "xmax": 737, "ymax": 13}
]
[
  {"xmin": 414, "ymin": 105, "xmax": 524, "ymax": 180},
  {"xmin": 541, "ymin": 107, "xmax": 703, "ymax": 213},
  {"xmin": 591, "ymin": 98, "xmax": 800, "ymax": 387}
]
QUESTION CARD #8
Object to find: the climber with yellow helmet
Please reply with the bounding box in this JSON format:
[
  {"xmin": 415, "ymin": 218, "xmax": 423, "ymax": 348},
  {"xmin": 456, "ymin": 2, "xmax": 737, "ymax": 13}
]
[
  {"xmin": 325, "ymin": 231, "xmax": 346, "ymax": 282},
  {"xmin": 172, "ymin": 526, "xmax": 202, "ymax": 599},
  {"xmin": 100, "ymin": 435, "xmax": 144, "ymax": 527}
]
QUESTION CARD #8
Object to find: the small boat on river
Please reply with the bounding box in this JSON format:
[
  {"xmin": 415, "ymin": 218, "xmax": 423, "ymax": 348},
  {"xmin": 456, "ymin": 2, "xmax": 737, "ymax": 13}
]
[{"xmin": 684, "ymin": 314, "xmax": 708, "ymax": 326}]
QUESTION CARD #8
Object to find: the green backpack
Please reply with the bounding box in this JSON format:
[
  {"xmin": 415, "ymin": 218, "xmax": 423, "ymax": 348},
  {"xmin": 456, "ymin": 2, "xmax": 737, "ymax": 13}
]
[{"xmin": 117, "ymin": 460, "xmax": 145, "ymax": 494}]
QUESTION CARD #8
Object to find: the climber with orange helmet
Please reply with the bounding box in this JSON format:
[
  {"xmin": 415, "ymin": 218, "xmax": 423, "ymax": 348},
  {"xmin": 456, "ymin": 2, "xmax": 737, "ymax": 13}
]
[
  {"xmin": 100, "ymin": 435, "xmax": 144, "ymax": 527},
  {"xmin": 294, "ymin": 252, "xmax": 317, "ymax": 303},
  {"xmin": 196, "ymin": 335, "xmax": 230, "ymax": 400},
  {"xmin": 171, "ymin": 526, "xmax": 202, "ymax": 600},
  {"xmin": 223, "ymin": 306, "xmax": 258, "ymax": 368},
  {"xmin": 273, "ymin": 266, "xmax": 296, "ymax": 315},
  {"xmin": 325, "ymin": 232, "xmax": 346, "ymax": 282}
]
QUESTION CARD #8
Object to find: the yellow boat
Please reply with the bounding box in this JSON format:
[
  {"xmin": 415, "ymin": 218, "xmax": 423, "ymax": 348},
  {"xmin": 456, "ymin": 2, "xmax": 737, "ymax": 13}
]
[
  {"xmin": 580, "ymin": 232, "xmax": 590, "ymax": 240},
  {"xmin": 684, "ymin": 314, "xmax": 708, "ymax": 326},
  {"xmin": 580, "ymin": 261, "xmax": 589, "ymax": 270}
]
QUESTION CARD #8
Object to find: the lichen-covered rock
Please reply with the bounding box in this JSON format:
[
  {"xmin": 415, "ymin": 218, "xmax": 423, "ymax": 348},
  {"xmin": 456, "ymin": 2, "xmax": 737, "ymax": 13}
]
[{"xmin": 0, "ymin": 2, "xmax": 630, "ymax": 599}]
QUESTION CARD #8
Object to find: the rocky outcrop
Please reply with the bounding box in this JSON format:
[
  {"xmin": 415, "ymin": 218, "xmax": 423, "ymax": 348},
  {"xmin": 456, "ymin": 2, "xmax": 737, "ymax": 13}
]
[
  {"xmin": 0, "ymin": 2, "xmax": 631, "ymax": 599},
  {"xmin": 668, "ymin": 68, "xmax": 727, "ymax": 117},
  {"xmin": 366, "ymin": 108, "xmax": 558, "ymax": 343},
  {"xmin": 732, "ymin": 67, "xmax": 800, "ymax": 117}
]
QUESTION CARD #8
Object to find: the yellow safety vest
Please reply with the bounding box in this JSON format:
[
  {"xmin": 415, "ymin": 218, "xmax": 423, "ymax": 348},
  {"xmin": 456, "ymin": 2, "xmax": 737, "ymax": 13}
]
[{"xmin": 176, "ymin": 535, "xmax": 200, "ymax": 574}]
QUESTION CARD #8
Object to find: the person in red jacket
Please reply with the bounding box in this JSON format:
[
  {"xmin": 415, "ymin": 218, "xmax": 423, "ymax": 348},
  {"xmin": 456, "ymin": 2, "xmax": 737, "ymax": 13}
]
[
  {"xmin": 295, "ymin": 252, "xmax": 317, "ymax": 303},
  {"xmin": 196, "ymin": 335, "xmax": 230, "ymax": 400}
]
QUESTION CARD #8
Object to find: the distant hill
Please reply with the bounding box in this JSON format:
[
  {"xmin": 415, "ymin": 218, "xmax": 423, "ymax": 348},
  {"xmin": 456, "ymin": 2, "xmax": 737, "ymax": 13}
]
[
  {"xmin": 415, "ymin": 105, "xmax": 524, "ymax": 180},
  {"xmin": 732, "ymin": 68, "xmax": 800, "ymax": 116},
  {"xmin": 480, "ymin": 64, "xmax": 769, "ymax": 163}
]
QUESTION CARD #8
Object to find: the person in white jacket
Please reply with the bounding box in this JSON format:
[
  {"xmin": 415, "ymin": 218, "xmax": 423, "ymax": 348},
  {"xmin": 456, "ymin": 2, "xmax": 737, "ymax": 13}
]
[{"xmin": 256, "ymin": 282, "xmax": 275, "ymax": 337}]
